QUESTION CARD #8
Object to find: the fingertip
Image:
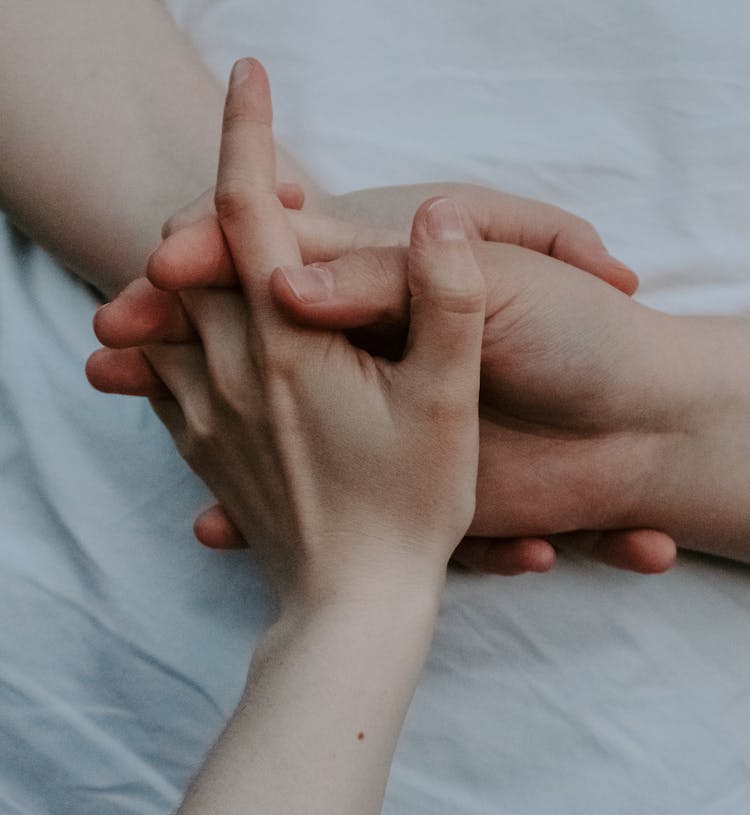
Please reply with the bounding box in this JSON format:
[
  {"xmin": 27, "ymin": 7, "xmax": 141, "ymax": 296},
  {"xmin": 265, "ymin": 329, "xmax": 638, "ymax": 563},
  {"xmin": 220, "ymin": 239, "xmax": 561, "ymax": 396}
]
[
  {"xmin": 146, "ymin": 242, "xmax": 175, "ymax": 289},
  {"xmin": 452, "ymin": 537, "xmax": 556, "ymax": 576},
  {"xmin": 148, "ymin": 220, "xmax": 235, "ymax": 290},
  {"xmin": 85, "ymin": 347, "xmax": 170, "ymax": 398},
  {"xmin": 274, "ymin": 264, "xmax": 334, "ymax": 305},
  {"xmin": 411, "ymin": 196, "xmax": 468, "ymax": 247},
  {"xmin": 519, "ymin": 538, "xmax": 558, "ymax": 573},
  {"xmin": 269, "ymin": 265, "xmax": 321, "ymax": 324},
  {"xmin": 92, "ymin": 299, "xmax": 136, "ymax": 349},
  {"xmin": 607, "ymin": 259, "xmax": 639, "ymax": 296},
  {"xmin": 84, "ymin": 347, "xmax": 107, "ymax": 392},
  {"xmin": 194, "ymin": 506, "xmax": 248, "ymax": 550},
  {"xmin": 225, "ymin": 57, "xmax": 272, "ymax": 126},
  {"xmin": 593, "ymin": 529, "xmax": 678, "ymax": 574},
  {"xmin": 84, "ymin": 347, "xmax": 124, "ymax": 394},
  {"xmin": 485, "ymin": 538, "xmax": 555, "ymax": 575},
  {"xmin": 407, "ymin": 197, "xmax": 483, "ymax": 299},
  {"xmin": 270, "ymin": 261, "xmax": 399, "ymax": 331},
  {"xmin": 92, "ymin": 303, "xmax": 111, "ymax": 345},
  {"xmin": 277, "ymin": 182, "xmax": 305, "ymax": 210}
]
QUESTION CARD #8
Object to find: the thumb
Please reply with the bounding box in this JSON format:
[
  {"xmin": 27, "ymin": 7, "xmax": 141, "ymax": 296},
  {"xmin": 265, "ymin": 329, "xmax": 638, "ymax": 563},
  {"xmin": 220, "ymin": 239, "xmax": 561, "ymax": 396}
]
[
  {"xmin": 270, "ymin": 245, "xmax": 409, "ymax": 329},
  {"xmin": 398, "ymin": 197, "xmax": 486, "ymax": 389}
]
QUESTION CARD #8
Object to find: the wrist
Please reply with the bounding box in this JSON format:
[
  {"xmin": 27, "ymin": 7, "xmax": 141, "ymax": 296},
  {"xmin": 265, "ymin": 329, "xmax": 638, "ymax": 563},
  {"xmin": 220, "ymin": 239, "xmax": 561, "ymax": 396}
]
[
  {"xmin": 252, "ymin": 585, "xmax": 441, "ymax": 693},
  {"xmin": 278, "ymin": 559, "xmax": 446, "ymax": 625},
  {"xmin": 632, "ymin": 314, "xmax": 750, "ymax": 557}
]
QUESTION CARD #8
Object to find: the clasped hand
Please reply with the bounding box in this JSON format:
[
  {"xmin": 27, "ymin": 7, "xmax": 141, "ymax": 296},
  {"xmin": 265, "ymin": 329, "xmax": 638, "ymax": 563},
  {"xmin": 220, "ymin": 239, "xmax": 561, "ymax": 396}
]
[{"xmin": 89, "ymin": 61, "xmax": 681, "ymax": 582}]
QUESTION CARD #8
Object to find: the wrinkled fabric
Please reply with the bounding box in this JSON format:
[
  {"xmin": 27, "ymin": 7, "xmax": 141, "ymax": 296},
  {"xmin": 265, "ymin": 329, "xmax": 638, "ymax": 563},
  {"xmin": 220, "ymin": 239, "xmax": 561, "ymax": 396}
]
[{"xmin": 1, "ymin": 1, "xmax": 749, "ymax": 812}]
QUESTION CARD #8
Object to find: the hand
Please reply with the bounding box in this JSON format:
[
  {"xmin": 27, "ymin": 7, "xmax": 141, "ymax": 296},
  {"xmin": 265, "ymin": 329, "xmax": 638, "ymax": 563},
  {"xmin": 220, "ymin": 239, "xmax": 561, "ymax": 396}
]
[
  {"xmin": 165, "ymin": 59, "xmax": 484, "ymax": 815},
  {"xmin": 167, "ymin": 238, "xmax": 750, "ymax": 570},
  {"xmin": 140, "ymin": 60, "xmax": 486, "ymax": 607},
  {"xmin": 89, "ymin": 253, "xmax": 677, "ymax": 576},
  {"xmin": 92, "ymin": 168, "xmax": 635, "ymax": 387},
  {"xmin": 89, "ymin": 179, "xmax": 659, "ymax": 577},
  {"xmin": 145, "ymin": 179, "xmax": 637, "ymax": 294}
]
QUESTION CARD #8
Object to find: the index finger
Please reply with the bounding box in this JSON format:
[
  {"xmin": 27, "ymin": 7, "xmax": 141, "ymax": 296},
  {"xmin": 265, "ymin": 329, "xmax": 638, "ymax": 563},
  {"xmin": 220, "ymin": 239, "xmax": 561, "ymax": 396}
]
[{"xmin": 214, "ymin": 58, "xmax": 302, "ymax": 326}]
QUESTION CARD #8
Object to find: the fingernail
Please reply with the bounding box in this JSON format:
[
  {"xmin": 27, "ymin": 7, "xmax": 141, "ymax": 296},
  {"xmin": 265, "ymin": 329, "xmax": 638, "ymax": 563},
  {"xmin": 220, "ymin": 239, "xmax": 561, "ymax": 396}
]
[
  {"xmin": 281, "ymin": 264, "xmax": 334, "ymax": 303},
  {"xmin": 425, "ymin": 198, "xmax": 466, "ymax": 241},
  {"xmin": 230, "ymin": 58, "xmax": 252, "ymax": 87}
]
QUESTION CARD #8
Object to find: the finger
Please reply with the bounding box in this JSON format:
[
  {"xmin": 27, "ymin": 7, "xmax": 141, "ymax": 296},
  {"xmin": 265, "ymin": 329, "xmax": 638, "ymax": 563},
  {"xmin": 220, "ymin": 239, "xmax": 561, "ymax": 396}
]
[
  {"xmin": 290, "ymin": 210, "xmax": 405, "ymax": 264},
  {"xmin": 94, "ymin": 278, "xmax": 196, "ymax": 348},
  {"xmin": 162, "ymin": 189, "xmax": 215, "ymax": 239},
  {"xmin": 194, "ymin": 504, "xmax": 248, "ymax": 550},
  {"xmin": 149, "ymin": 397, "xmax": 188, "ymax": 444},
  {"xmin": 149, "ymin": 217, "xmax": 235, "ymax": 289},
  {"xmin": 214, "ymin": 57, "xmax": 303, "ymax": 340},
  {"xmin": 161, "ymin": 182, "xmax": 306, "ymax": 240},
  {"xmin": 276, "ymin": 182, "xmax": 305, "ymax": 211},
  {"xmin": 176, "ymin": 289, "xmax": 264, "ymax": 419},
  {"xmin": 462, "ymin": 188, "xmax": 638, "ymax": 294},
  {"xmin": 148, "ymin": 209, "xmax": 404, "ymax": 291},
  {"xmin": 397, "ymin": 197, "xmax": 486, "ymax": 389},
  {"xmin": 86, "ymin": 347, "xmax": 171, "ymax": 398},
  {"xmin": 590, "ymin": 529, "xmax": 677, "ymax": 574},
  {"xmin": 270, "ymin": 247, "xmax": 408, "ymax": 330},
  {"xmin": 553, "ymin": 528, "xmax": 678, "ymax": 574},
  {"xmin": 144, "ymin": 344, "xmax": 213, "ymax": 437},
  {"xmin": 451, "ymin": 536, "xmax": 556, "ymax": 575}
]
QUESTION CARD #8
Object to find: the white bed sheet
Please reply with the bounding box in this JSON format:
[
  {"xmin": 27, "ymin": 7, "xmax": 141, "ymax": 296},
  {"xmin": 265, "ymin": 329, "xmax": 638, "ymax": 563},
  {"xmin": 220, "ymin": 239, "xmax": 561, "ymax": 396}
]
[{"xmin": 1, "ymin": 1, "xmax": 749, "ymax": 812}]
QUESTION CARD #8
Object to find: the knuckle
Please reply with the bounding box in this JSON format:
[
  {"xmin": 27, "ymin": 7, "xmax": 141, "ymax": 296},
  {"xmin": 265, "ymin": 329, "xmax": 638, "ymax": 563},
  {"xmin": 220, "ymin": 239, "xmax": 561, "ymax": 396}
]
[
  {"xmin": 419, "ymin": 385, "xmax": 475, "ymax": 425},
  {"xmin": 254, "ymin": 331, "xmax": 299, "ymax": 384},
  {"xmin": 183, "ymin": 407, "xmax": 216, "ymax": 458},
  {"xmin": 212, "ymin": 370, "xmax": 253, "ymax": 418},
  {"xmin": 352, "ymin": 247, "xmax": 390, "ymax": 284},
  {"xmin": 214, "ymin": 184, "xmax": 252, "ymax": 223},
  {"xmin": 265, "ymin": 349, "xmax": 298, "ymax": 384},
  {"xmin": 221, "ymin": 106, "xmax": 255, "ymax": 132},
  {"xmin": 420, "ymin": 286, "xmax": 486, "ymax": 316}
]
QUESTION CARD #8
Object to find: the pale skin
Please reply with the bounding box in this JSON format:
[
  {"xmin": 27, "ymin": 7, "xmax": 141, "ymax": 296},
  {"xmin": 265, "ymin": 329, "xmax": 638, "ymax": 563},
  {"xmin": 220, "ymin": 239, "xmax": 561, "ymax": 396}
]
[
  {"xmin": 108, "ymin": 59, "xmax": 750, "ymax": 813},
  {"xmin": 95, "ymin": 208, "xmax": 750, "ymax": 564},
  {"xmin": 0, "ymin": 0, "xmax": 666, "ymax": 574},
  {"xmin": 152, "ymin": 60, "xmax": 486, "ymax": 814},
  {"xmin": 86, "ymin": 48, "xmax": 750, "ymax": 566},
  {"xmin": 2, "ymin": 4, "xmax": 746, "ymax": 811},
  {"xmin": 0, "ymin": 0, "xmax": 630, "ymax": 297}
]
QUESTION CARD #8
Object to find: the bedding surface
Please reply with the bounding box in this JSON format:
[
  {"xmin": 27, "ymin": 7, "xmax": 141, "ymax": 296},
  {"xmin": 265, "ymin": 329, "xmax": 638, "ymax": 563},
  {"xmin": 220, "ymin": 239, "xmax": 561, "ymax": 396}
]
[{"xmin": 1, "ymin": 1, "xmax": 749, "ymax": 812}]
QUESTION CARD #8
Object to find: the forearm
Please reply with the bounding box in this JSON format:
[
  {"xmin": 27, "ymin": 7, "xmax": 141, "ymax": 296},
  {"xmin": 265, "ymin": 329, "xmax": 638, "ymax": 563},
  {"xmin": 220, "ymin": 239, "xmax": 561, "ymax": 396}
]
[
  {"xmin": 0, "ymin": 1, "xmax": 320, "ymax": 298},
  {"xmin": 177, "ymin": 587, "xmax": 440, "ymax": 815}
]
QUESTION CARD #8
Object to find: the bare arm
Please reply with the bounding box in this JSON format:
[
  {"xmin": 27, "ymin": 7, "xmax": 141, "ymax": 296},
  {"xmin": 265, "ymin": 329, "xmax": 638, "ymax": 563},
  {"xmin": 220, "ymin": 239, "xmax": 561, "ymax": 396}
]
[
  {"xmin": 179, "ymin": 592, "xmax": 438, "ymax": 815},
  {"xmin": 0, "ymin": 0, "xmax": 319, "ymax": 297},
  {"xmin": 154, "ymin": 61, "xmax": 485, "ymax": 813}
]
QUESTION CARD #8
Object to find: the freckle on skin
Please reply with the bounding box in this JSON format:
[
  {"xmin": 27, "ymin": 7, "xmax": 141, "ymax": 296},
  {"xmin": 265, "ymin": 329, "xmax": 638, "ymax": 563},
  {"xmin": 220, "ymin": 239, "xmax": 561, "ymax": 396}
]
[{"xmin": 357, "ymin": 731, "xmax": 365, "ymax": 741}]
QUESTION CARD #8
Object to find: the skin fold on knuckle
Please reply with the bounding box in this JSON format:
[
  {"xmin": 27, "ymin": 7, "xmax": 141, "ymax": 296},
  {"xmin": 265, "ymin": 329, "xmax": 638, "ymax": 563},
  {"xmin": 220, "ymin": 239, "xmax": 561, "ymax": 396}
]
[
  {"xmin": 214, "ymin": 180, "xmax": 266, "ymax": 224},
  {"xmin": 253, "ymin": 330, "xmax": 302, "ymax": 388},
  {"xmin": 413, "ymin": 286, "xmax": 486, "ymax": 317},
  {"xmin": 417, "ymin": 383, "xmax": 478, "ymax": 428},
  {"xmin": 179, "ymin": 399, "xmax": 220, "ymax": 464},
  {"xmin": 220, "ymin": 104, "xmax": 259, "ymax": 132}
]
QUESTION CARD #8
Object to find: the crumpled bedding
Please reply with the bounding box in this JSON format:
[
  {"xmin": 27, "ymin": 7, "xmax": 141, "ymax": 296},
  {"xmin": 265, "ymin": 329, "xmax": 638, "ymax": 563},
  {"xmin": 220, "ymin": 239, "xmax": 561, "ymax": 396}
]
[{"xmin": 1, "ymin": 1, "xmax": 749, "ymax": 812}]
